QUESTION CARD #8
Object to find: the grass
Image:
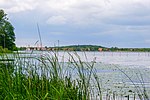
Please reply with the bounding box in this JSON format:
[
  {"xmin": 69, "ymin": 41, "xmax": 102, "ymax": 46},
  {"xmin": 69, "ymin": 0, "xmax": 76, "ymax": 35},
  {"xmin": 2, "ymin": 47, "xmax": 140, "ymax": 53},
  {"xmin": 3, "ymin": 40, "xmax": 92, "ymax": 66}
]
[
  {"xmin": 0, "ymin": 52, "xmax": 80, "ymax": 100},
  {"xmin": 0, "ymin": 51, "xmax": 149, "ymax": 100},
  {"xmin": 114, "ymin": 65, "xmax": 149, "ymax": 100}
]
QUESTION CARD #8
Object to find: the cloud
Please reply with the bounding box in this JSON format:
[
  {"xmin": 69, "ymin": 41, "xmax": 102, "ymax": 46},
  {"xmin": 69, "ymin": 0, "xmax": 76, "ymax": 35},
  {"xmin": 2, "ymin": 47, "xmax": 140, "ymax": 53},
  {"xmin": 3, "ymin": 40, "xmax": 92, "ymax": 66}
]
[
  {"xmin": 2, "ymin": 0, "xmax": 150, "ymax": 26},
  {"xmin": 1, "ymin": 0, "xmax": 150, "ymax": 47},
  {"xmin": 47, "ymin": 15, "xmax": 67, "ymax": 25},
  {"xmin": 145, "ymin": 40, "xmax": 150, "ymax": 44},
  {"xmin": 1, "ymin": 0, "xmax": 38, "ymax": 13},
  {"xmin": 48, "ymin": 32, "xmax": 64, "ymax": 35}
]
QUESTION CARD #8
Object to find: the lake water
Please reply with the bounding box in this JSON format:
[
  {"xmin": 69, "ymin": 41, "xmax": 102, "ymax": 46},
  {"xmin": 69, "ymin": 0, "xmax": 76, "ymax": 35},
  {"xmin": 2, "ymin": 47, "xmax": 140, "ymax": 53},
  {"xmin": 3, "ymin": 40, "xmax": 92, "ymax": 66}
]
[
  {"xmin": 16, "ymin": 51, "xmax": 150, "ymax": 99},
  {"xmin": 19, "ymin": 51, "xmax": 150, "ymax": 66}
]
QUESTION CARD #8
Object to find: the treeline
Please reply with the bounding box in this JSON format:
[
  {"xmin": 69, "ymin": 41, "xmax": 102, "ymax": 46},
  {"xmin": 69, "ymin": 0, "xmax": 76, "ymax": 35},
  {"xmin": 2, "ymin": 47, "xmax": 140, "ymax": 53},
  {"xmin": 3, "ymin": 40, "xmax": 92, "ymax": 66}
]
[
  {"xmin": 18, "ymin": 45, "xmax": 150, "ymax": 52},
  {"xmin": 109, "ymin": 47, "xmax": 150, "ymax": 52},
  {"xmin": 48, "ymin": 45, "xmax": 106, "ymax": 51},
  {"xmin": 47, "ymin": 46, "xmax": 150, "ymax": 52}
]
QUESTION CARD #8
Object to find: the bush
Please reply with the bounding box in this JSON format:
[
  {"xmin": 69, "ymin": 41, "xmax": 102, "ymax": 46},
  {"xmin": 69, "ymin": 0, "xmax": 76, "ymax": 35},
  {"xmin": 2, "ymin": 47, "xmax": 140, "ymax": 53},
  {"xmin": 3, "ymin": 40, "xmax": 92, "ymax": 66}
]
[{"xmin": 0, "ymin": 46, "xmax": 12, "ymax": 53}]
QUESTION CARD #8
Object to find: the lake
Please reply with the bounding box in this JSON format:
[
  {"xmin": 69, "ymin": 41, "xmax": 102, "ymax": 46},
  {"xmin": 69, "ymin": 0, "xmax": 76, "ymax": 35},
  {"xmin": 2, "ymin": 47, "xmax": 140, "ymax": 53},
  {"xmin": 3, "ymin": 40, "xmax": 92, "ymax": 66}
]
[
  {"xmin": 18, "ymin": 51, "xmax": 150, "ymax": 67},
  {"xmin": 9, "ymin": 51, "xmax": 150, "ymax": 99}
]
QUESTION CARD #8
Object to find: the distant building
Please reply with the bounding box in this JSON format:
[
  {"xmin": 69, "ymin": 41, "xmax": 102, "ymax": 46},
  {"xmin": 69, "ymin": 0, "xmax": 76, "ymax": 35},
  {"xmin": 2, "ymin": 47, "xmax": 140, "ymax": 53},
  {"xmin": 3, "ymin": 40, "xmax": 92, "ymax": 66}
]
[
  {"xmin": 87, "ymin": 48, "xmax": 90, "ymax": 51},
  {"xmin": 26, "ymin": 47, "xmax": 46, "ymax": 51},
  {"xmin": 98, "ymin": 48, "xmax": 103, "ymax": 52}
]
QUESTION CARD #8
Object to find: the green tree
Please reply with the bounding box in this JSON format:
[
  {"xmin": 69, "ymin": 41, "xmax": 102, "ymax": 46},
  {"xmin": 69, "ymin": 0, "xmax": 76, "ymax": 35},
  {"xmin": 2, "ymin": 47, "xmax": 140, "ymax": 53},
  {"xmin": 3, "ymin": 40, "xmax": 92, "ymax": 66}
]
[{"xmin": 0, "ymin": 9, "xmax": 16, "ymax": 50}]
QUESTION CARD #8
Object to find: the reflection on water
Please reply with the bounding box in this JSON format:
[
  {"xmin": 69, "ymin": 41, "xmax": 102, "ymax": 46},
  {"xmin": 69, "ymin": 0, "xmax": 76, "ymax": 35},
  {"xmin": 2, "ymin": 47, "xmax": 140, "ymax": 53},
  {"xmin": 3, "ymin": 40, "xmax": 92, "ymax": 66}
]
[
  {"xmin": 18, "ymin": 51, "xmax": 150, "ymax": 83},
  {"xmin": 18, "ymin": 51, "xmax": 150, "ymax": 66},
  {"xmin": 5, "ymin": 51, "xmax": 150, "ymax": 99}
]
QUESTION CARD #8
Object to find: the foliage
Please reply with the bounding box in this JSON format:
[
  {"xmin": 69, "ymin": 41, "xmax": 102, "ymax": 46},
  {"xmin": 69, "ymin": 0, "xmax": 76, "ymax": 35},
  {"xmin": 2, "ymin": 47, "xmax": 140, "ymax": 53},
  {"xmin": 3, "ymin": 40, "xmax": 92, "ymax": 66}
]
[
  {"xmin": 0, "ymin": 53, "xmax": 83, "ymax": 100},
  {"xmin": 19, "ymin": 44, "xmax": 150, "ymax": 52},
  {"xmin": 49, "ymin": 45, "xmax": 106, "ymax": 51},
  {"xmin": 110, "ymin": 47, "xmax": 150, "ymax": 52},
  {"xmin": 0, "ymin": 9, "xmax": 16, "ymax": 50},
  {"xmin": 0, "ymin": 46, "xmax": 12, "ymax": 53}
]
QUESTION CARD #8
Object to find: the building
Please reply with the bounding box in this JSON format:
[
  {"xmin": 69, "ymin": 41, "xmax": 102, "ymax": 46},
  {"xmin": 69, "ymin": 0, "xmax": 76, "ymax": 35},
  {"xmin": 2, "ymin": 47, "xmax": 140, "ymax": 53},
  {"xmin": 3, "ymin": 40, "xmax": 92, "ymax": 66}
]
[{"xmin": 98, "ymin": 48, "xmax": 103, "ymax": 52}]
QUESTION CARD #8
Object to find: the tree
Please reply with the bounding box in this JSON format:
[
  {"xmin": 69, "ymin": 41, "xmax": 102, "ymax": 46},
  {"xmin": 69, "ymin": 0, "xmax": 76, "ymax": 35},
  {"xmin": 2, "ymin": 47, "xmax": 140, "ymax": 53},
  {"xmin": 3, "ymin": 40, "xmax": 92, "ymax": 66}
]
[{"xmin": 0, "ymin": 9, "xmax": 16, "ymax": 50}]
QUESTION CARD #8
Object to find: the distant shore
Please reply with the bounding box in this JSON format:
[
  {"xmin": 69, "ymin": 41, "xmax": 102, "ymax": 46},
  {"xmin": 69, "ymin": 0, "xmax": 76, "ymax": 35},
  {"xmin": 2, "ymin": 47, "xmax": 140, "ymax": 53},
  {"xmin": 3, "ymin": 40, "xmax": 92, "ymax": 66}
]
[{"xmin": 18, "ymin": 45, "xmax": 150, "ymax": 52}]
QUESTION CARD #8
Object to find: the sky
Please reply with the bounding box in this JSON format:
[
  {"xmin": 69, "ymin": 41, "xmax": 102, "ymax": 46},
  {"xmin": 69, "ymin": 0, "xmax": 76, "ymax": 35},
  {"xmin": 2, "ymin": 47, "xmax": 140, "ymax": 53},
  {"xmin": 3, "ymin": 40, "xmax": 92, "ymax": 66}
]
[{"xmin": 1, "ymin": 0, "xmax": 150, "ymax": 48}]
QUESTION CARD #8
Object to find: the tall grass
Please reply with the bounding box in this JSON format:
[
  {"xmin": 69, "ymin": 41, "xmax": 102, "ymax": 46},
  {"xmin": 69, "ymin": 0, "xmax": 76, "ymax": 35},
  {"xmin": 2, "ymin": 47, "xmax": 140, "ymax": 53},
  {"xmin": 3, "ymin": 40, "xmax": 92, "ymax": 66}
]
[
  {"xmin": 0, "ymin": 51, "xmax": 149, "ymax": 100},
  {"xmin": 114, "ymin": 65, "xmax": 149, "ymax": 100}
]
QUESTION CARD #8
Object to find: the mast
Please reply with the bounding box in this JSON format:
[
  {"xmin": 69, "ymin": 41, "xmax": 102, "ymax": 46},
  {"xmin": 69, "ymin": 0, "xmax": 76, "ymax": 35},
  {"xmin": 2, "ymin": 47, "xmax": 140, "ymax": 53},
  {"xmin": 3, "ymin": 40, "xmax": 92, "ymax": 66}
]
[{"xmin": 37, "ymin": 23, "xmax": 42, "ymax": 50}]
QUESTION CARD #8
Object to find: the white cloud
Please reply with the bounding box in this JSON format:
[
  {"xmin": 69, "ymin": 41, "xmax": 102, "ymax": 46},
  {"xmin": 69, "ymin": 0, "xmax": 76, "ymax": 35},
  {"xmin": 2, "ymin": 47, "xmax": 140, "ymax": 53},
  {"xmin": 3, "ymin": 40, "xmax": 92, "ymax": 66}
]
[
  {"xmin": 1, "ymin": 0, "xmax": 38, "ymax": 13},
  {"xmin": 1, "ymin": 0, "xmax": 150, "ymax": 25},
  {"xmin": 0, "ymin": 0, "xmax": 6, "ymax": 4},
  {"xmin": 52, "ymin": 0, "xmax": 150, "ymax": 25},
  {"xmin": 2, "ymin": 0, "xmax": 150, "ymax": 47},
  {"xmin": 46, "ymin": 15, "xmax": 67, "ymax": 25}
]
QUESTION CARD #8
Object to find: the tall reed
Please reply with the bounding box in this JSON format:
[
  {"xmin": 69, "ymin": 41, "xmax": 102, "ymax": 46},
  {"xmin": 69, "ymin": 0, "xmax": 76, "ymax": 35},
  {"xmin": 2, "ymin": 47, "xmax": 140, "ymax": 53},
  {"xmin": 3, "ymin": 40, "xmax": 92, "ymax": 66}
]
[{"xmin": 0, "ymin": 51, "xmax": 149, "ymax": 100}]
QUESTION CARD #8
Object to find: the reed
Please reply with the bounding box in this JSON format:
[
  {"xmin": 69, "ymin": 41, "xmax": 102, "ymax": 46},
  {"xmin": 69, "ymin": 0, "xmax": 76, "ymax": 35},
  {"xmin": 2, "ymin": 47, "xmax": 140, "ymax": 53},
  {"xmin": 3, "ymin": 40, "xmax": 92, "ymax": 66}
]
[{"xmin": 0, "ymin": 51, "xmax": 149, "ymax": 100}]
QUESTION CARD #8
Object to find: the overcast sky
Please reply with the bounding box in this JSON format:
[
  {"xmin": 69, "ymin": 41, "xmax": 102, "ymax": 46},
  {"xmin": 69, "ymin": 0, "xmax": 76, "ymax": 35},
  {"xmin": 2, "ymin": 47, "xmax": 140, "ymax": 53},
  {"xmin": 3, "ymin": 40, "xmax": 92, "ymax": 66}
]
[{"xmin": 1, "ymin": 0, "xmax": 150, "ymax": 48}]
